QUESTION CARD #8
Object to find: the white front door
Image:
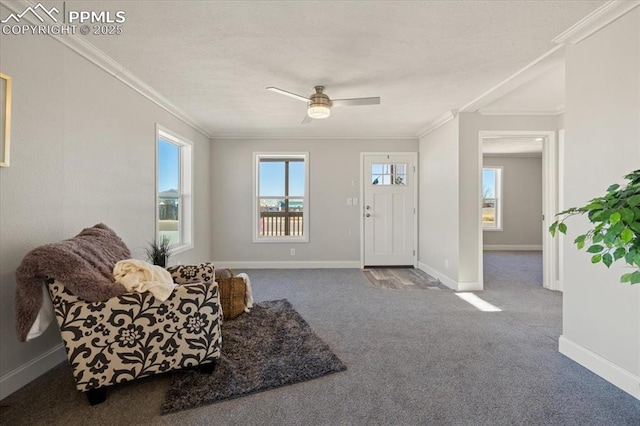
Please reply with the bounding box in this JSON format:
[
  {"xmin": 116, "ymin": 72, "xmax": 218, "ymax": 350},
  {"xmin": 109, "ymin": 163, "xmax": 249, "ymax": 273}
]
[{"xmin": 363, "ymin": 153, "xmax": 417, "ymax": 266}]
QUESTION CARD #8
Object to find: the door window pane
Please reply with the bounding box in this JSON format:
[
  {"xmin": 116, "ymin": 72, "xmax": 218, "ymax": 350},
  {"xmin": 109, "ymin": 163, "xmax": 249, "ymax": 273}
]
[{"xmin": 371, "ymin": 163, "xmax": 407, "ymax": 186}]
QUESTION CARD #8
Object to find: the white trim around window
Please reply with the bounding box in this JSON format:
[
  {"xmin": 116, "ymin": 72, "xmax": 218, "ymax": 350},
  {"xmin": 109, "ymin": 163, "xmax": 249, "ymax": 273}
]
[
  {"xmin": 156, "ymin": 125, "xmax": 193, "ymax": 254},
  {"xmin": 253, "ymin": 152, "xmax": 310, "ymax": 243}
]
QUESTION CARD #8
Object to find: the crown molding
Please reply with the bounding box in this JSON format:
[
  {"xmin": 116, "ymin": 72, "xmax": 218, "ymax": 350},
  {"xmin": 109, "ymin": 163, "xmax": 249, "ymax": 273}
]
[
  {"xmin": 416, "ymin": 109, "xmax": 458, "ymax": 139},
  {"xmin": 478, "ymin": 107, "xmax": 565, "ymax": 117},
  {"xmin": 552, "ymin": 0, "xmax": 640, "ymax": 45},
  {"xmin": 211, "ymin": 133, "xmax": 418, "ymax": 141},
  {"xmin": 1, "ymin": 0, "xmax": 213, "ymax": 138}
]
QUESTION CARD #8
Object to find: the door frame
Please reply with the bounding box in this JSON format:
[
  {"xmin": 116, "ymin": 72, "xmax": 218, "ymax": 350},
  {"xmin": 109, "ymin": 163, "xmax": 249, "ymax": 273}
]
[
  {"xmin": 477, "ymin": 131, "xmax": 558, "ymax": 291},
  {"xmin": 359, "ymin": 152, "xmax": 419, "ymax": 269},
  {"xmin": 557, "ymin": 129, "xmax": 565, "ymax": 292}
]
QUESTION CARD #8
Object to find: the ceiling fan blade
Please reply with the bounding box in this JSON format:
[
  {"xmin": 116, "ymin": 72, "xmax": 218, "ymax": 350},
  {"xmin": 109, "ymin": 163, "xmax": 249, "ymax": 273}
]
[
  {"xmin": 331, "ymin": 97, "xmax": 381, "ymax": 107},
  {"xmin": 266, "ymin": 87, "xmax": 310, "ymax": 102},
  {"xmin": 301, "ymin": 114, "xmax": 313, "ymax": 124}
]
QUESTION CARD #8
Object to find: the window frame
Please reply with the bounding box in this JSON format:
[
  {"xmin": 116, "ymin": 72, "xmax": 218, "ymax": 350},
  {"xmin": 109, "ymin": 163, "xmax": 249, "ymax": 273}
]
[
  {"xmin": 156, "ymin": 125, "xmax": 193, "ymax": 253},
  {"xmin": 253, "ymin": 152, "xmax": 310, "ymax": 243},
  {"xmin": 371, "ymin": 163, "xmax": 408, "ymax": 186},
  {"xmin": 482, "ymin": 166, "xmax": 503, "ymax": 231}
]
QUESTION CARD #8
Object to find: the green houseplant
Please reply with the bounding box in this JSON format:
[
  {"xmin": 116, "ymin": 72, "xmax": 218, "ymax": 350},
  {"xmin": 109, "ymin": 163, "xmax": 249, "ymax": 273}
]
[
  {"xmin": 550, "ymin": 169, "xmax": 640, "ymax": 284},
  {"xmin": 145, "ymin": 236, "xmax": 173, "ymax": 267}
]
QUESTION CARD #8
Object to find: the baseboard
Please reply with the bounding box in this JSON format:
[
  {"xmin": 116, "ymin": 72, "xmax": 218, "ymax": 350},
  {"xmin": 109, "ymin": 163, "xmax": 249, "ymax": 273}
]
[
  {"xmin": 214, "ymin": 261, "xmax": 361, "ymax": 269},
  {"xmin": 559, "ymin": 336, "xmax": 640, "ymax": 400},
  {"xmin": 483, "ymin": 245, "xmax": 543, "ymax": 251},
  {"xmin": 0, "ymin": 343, "xmax": 66, "ymax": 400},
  {"xmin": 555, "ymin": 280, "xmax": 563, "ymax": 292},
  {"xmin": 457, "ymin": 281, "xmax": 483, "ymax": 291},
  {"xmin": 417, "ymin": 262, "xmax": 458, "ymax": 290}
]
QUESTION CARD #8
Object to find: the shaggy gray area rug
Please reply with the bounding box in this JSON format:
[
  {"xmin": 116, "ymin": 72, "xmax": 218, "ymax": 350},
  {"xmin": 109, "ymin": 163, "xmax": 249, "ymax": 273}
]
[{"xmin": 161, "ymin": 299, "xmax": 346, "ymax": 414}]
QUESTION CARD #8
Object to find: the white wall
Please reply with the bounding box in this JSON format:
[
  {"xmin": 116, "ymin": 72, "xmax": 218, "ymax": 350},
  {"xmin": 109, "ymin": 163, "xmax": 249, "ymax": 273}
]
[
  {"xmin": 483, "ymin": 156, "xmax": 543, "ymax": 248},
  {"xmin": 560, "ymin": 8, "xmax": 640, "ymax": 399},
  {"xmin": 0, "ymin": 26, "xmax": 212, "ymax": 397},
  {"xmin": 418, "ymin": 118, "xmax": 460, "ymax": 288},
  {"xmin": 211, "ymin": 138, "xmax": 418, "ymax": 267},
  {"xmin": 419, "ymin": 114, "xmax": 559, "ymax": 289}
]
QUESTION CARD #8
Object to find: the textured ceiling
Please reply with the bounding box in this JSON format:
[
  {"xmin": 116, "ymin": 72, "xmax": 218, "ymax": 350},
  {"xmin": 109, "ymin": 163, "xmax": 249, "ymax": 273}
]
[{"xmin": 71, "ymin": 0, "xmax": 604, "ymax": 138}]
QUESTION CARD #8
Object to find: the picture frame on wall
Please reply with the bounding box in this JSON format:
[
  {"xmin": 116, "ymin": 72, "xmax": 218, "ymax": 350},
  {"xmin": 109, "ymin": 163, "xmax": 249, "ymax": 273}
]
[{"xmin": 0, "ymin": 72, "xmax": 12, "ymax": 167}]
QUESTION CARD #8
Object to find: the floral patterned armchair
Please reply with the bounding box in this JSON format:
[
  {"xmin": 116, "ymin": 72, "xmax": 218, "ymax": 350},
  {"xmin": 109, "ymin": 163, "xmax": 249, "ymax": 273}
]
[{"xmin": 48, "ymin": 263, "xmax": 222, "ymax": 404}]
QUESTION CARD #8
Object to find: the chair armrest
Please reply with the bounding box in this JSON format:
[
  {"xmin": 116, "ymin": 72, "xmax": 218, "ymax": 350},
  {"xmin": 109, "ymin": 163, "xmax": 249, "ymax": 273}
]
[{"xmin": 166, "ymin": 262, "xmax": 215, "ymax": 285}]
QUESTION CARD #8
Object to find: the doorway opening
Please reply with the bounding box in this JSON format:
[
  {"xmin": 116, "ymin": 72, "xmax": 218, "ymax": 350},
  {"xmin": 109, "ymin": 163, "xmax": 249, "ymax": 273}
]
[{"xmin": 478, "ymin": 131, "xmax": 558, "ymax": 291}]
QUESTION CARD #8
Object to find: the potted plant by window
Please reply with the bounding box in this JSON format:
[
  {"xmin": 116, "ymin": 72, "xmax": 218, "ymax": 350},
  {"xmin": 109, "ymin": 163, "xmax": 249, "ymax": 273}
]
[
  {"xmin": 550, "ymin": 169, "xmax": 640, "ymax": 284},
  {"xmin": 145, "ymin": 236, "xmax": 173, "ymax": 268}
]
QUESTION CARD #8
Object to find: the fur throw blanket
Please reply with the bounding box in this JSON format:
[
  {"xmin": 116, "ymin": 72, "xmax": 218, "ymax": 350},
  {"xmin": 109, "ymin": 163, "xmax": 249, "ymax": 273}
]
[{"xmin": 15, "ymin": 224, "xmax": 130, "ymax": 342}]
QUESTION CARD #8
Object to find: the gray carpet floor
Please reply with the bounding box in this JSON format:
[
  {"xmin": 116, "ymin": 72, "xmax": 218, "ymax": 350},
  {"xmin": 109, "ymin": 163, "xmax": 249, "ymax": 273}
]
[
  {"xmin": 2, "ymin": 253, "xmax": 639, "ymax": 425},
  {"xmin": 483, "ymin": 250, "xmax": 544, "ymax": 287}
]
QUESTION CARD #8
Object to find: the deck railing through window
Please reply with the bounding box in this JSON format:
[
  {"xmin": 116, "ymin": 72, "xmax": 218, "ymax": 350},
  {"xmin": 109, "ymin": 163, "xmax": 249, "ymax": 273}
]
[
  {"xmin": 482, "ymin": 198, "xmax": 497, "ymax": 227},
  {"xmin": 259, "ymin": 211, "xmax": 304, "ymax": 236}
]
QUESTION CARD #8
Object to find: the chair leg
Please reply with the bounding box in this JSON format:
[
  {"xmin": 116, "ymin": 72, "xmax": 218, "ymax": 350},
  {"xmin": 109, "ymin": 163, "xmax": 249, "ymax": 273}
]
[
  {"xmin": 198, "ymin": 360, "xmax": 217, "ymax": 374},
  {"xmin": 85, "ymin": 387, "xmax": 107, "ymax": 405}
]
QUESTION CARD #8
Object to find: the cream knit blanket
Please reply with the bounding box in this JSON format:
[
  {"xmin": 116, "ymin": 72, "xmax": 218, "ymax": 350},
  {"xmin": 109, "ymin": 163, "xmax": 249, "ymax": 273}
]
[{"xmin": 113, "ymin": 259, "xmax": 176, "ymax": 301}]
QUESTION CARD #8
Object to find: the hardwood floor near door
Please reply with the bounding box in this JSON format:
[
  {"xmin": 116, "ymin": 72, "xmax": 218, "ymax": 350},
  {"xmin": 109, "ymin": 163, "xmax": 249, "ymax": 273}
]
[{"xmin": 363, "ymin": 267, "xmax": 440, "ymax": 290}]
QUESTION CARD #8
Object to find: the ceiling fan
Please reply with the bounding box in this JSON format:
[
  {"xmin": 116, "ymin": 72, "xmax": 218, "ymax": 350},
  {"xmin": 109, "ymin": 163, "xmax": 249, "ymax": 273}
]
[{"xmin": 266, "ymin": 85, "xmax": 381, "ymax": 123}]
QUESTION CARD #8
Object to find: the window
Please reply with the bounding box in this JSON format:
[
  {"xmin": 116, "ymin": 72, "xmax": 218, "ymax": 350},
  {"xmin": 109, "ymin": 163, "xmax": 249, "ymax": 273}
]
[
  {"xmin": 253, "ymin": 152, "xmax": 309, "ymax": 242},
  {"xmin": 157, "ymin": 127, "xmax": 192, "ymax": 251},
  {"xmin": 371, "ymin": 163, "xmax": 407, "ymax": 185},
  {"xmin": 482, "ymin": 167, "xmax": 502, "ymax": 230}
]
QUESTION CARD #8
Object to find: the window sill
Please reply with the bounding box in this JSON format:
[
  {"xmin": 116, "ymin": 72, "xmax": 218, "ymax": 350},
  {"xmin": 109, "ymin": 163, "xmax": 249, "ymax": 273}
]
[
  {"xmin": 253, "ymin": 237, "xmax": 309, "ymax": 244},
  {"xmin": 171, "ymin": 243, "xmax": 194, "ymax": 255},
  {"xmin": 483, "ymin": 228, "xmax": 503, "ymax": 232}
]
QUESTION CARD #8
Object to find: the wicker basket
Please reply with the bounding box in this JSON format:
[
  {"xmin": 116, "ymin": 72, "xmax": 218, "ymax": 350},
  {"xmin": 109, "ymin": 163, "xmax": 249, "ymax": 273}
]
[{"xmin": 215, "ymin": 268, "xmax": 246, "ymax": 320}]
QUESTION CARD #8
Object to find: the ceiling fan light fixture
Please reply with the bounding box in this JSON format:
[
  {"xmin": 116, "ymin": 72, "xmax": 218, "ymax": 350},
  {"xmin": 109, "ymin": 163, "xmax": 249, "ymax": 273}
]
[
  {"xmin": 307, "ymin": 104, "xmax": 331, "ymax": 119},
  {"xmin": 307, "ymin": 86, "xmax": 331, "ymax": 119},
  {"xmin": 267, "ymin": 84, "xmax": 379, "ymax": 122}
]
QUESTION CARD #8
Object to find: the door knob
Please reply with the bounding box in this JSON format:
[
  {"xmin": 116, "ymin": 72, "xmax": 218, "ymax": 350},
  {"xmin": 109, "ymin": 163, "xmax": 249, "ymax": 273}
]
[
  {"xmin": 366, "ymin": 205, "xmax": 371, "ymax": 210},
  {"xmin": 366, "ymin": 213, "xmax": 371, "ymax": 217}
]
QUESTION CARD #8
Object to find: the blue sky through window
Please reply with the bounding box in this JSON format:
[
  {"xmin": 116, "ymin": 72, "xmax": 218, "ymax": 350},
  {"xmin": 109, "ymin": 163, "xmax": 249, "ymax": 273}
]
[
  {"xmin": 482, "ymin": 169, "xmax": 496, "ymax": 198},
  {"xmin": 260, "ymin": 161, "xmax": 305, "ymax": 196},
  {"xmin": 158, "ymin": 138, "xmax": 179, "ymax": 192}
]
